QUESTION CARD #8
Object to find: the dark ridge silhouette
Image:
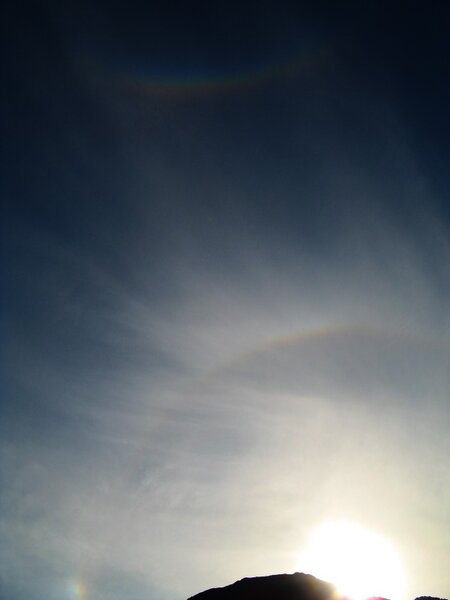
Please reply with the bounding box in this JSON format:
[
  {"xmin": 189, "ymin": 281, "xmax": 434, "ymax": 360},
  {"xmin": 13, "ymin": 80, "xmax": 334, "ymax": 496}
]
[
  {"xmin": 188, "ymin": 572, "xmax": 337, "ymax": 600},
  {"xmin": 187, "ymin": 573, "xmax": 449, "ymax": 600}
]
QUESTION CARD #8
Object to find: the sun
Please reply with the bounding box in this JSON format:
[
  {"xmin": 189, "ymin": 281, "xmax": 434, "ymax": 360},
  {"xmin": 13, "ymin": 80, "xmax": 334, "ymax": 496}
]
[{"xmin": 296, "ymin": 520, "xmax": 405, "ymax": 600}]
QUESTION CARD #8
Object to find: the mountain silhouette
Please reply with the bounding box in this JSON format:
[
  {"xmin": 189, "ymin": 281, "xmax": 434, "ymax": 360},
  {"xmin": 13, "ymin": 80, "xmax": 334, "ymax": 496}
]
[
  {"xmin": 188, "ymin": 573, "xmax": 336, "ymax": 600},
  {"xmin": 415, "ymin": 597, "xmax": 448, "ymax": 600},
  {"xmin": 187, "ymin": 573, "xmax": 449, "ymax": 600}
]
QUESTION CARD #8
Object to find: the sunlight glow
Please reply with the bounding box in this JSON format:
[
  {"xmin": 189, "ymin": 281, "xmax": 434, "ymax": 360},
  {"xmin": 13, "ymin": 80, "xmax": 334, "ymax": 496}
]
[{"xmin": 297, "ymin": 520, "xmax": 405, "ymax": 600}]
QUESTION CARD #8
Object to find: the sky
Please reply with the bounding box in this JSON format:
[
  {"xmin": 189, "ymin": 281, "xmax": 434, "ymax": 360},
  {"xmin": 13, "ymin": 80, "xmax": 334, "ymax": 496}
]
[{"xmin": 2, "ymin": 2, "xmax": 450, "ymax": 600}]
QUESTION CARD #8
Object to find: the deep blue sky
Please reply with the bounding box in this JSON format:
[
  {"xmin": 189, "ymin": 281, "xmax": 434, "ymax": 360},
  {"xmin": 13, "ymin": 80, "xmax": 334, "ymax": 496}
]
[{"xmin": 2, "ymin": 3, "xmax": 450, "ymax": 600}]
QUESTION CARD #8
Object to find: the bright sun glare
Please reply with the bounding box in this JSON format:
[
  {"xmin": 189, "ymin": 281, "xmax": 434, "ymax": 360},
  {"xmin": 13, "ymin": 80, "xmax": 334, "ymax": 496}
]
[{"xmin": 297, "ymin": 520, "xmax": 405, "ymax": 600}]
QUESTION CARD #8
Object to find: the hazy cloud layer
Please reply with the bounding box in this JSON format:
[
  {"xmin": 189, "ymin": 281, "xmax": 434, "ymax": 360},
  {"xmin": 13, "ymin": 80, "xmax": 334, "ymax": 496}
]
[{"xmin": 2, "ymin": 3, "xmax": 449, "ymax": 600}]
